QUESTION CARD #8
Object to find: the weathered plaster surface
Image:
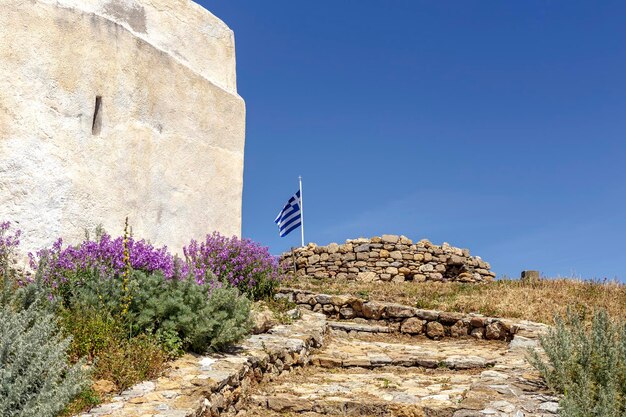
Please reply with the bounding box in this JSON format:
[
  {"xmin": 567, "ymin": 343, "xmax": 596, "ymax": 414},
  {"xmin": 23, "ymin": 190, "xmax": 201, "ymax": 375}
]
[{"xmin": 0, "ymin": 0, "xmax": 245, "ymax": 255}]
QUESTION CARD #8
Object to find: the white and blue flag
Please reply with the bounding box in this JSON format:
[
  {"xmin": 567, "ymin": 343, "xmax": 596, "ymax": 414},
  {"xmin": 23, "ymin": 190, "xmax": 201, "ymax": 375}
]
[{"xmin": 274, "ymin": 190, "xmax": 302, "ymax": 237}]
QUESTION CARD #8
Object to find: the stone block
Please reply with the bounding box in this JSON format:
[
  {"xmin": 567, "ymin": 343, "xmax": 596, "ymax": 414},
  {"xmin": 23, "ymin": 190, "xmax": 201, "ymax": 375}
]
[
  {"xmin": 362, "ymin": 302, "xmax": 385, "ymax": 320},
  {"xmin": 470, "ymin": 316, "xmax": 487, "ymax": 328},
  {"xmin": 339, "ymin": 243, "xmax": 353, "ymax": 253},
  {"xmin": 398, "ymin": 267, "xmax": 411, "ymax": 275},
  {"xmin": 439, "ymin": 312, "xmax": 464, "ymax": 324},
  {"xmin": 399, "ymin": 235, "xmax": 413, "ymax": 244},
  {"xmin": 356, "ymin": 252, "xmax": 369, "ymax": 260},
  {"xmin": 391, "ymin": 275, "xmax": 405, "ymax": 282},
  {"xmin": 449, "ymin": 320, "xmax": 470, "ymax": 337},
  {"xmin": 429, "ymin": 272, "xmax": 444, "ymax": 281},
  {"xmin": 390, "ymin": 251, "xmax": 403, "ymax": 260},
  {"xmin": 485, "ymin": 322, "xmax": 506, "ymax": 340},
  {"xmin": 385, "ymin": 304, "xmax": 416, "ymax": 318},
  {"xmin": 426, "ymin": 321, "xmax": 445, "ymax": 339},
  {"xmin": 471, "ymin": 327, "xmax": 485, "ymax": 339},
  {"xmin": 339, "ymin": 307, "xmax": 356, "ymax": 319},
  {"xmin": 357, "ymin": 271, "xmax": 377, "ymax": 282},
  {"xmin": 381, "ymin": 234, "xmax": 399, "ymax": 243},
  {"xmin": 521, "ymin": 270, "xmax": 540, "ymax": 283},
  {"xmin": 415, "ymin": 309, "xmax": 440, "ymax": 321},
  {"xmin": 400, "ymin": 317, "xmax": 424, "ymax": 334},
  {"xmin": 354, "ymin": 244, "xmax": 370, "ymax": 253},
  {"xmin": 327, "ymin": 243, "xmax": 339, "ymax": 254}
]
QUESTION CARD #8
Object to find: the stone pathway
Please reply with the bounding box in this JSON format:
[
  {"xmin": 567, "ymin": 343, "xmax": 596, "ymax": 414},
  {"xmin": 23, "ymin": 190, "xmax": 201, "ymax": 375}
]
[
  {"xmin": 76, "ymin": 301, "xmax": 559, "ymax": 417},
  {"xmin": 235, "ymin": 324, "xmax": 560, "ymax": 417}
]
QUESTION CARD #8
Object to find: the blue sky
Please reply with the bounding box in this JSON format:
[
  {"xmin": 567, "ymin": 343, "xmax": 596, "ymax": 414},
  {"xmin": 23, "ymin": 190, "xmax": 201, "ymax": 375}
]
[{"xmin": 201, "ymin": 1, "xmax": 626, "ymax": 281}]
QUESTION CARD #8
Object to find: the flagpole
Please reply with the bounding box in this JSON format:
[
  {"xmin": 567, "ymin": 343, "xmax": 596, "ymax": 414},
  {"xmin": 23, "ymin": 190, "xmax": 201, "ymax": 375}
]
[{"xmin": 299, "ymin": 175, "xmax": 305, "ymax": 247}]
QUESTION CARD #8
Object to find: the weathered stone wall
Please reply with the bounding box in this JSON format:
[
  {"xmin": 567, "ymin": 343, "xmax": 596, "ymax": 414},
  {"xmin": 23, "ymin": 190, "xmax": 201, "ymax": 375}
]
[
  {"xmin": 0, "ymin": 0, "xmax": 245, "ymax": 255},
  {"xmin": 277, "ymin": 288, "xmax": 524, "ymax": 341},
  {"xmin": 280, "ymin": 235, "xmax": 496, "ymax": 283}
]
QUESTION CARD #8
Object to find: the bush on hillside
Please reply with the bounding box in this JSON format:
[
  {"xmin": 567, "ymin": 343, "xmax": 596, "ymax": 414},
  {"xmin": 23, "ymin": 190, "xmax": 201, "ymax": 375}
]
[
  {"xmin": 184, "ymin": 232, "xmax": 283, "ymax": 300},
  {"xmin": 129, "ymin": 271, "xmax": 252, "ymax": 353},
  {"xmin": 31, "ymin": 230, "xmax": 182, "ymax": 306},
  {"xmin": 0, "ymin": 278, "xmax": 89, "ymax": 417},
  {"xmin": 529, "ymin": 309, "xmax": 626, "ymax": 417}
]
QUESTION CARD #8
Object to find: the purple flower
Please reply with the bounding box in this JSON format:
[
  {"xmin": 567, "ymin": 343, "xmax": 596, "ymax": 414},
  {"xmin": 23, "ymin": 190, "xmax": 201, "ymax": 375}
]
[{"xmin": 183, "ymin": 232, "xmax": 283, "ymax": 299}]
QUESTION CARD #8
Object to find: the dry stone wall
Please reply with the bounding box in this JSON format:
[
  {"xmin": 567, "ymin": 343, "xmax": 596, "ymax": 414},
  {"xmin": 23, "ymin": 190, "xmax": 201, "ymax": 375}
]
[
  {"xmin": 277, "ymin": 288, "xmax": 549, "ymax": 342},
  {"xmin": 280, "ymin": 235, "xmax": 496, "ymax": 283}
]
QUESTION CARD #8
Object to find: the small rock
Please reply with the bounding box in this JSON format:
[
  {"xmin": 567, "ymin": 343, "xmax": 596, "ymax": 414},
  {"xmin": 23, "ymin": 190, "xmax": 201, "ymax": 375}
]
[
  {"xmin": 539, "ymin": 402, "xmax": 560, "ymax": 413},
  {"xmin": 251, "ymin": 307, "xmax": 277, "ymax": 334},
  {"xmin": 339, "ymin": 307, "xmax": 356, "ymax": 319},
  {"xmin": 486, "ymin": 322, "xmax": 506, "ymax": 340},
  {"xmin": 400, "ymin": 317, "xmax": 424, "ymax": 334},
  {"xmin": 426, "ymin": 321, "xmax": 445, "ymax": 339},
  {"xmin": 471, "ymin": 327, "xmax": 484, "ymax": 339},
  {"xmin": 381, "ymin": 234, "xmax": 399, "ymax": 243},
  {"xmin": 385, "ymin": 304, "xmax": 416, "ymax": 318},
  {"xmin": 92, "ymin": 379, "xmax": 117, "ymax": 394}
]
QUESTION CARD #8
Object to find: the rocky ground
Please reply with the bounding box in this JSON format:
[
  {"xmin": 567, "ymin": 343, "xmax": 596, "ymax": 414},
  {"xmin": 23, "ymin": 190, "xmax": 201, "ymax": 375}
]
[{"xmin": 234, "ymin": 324, "xmax": 559, "ymax": 417}]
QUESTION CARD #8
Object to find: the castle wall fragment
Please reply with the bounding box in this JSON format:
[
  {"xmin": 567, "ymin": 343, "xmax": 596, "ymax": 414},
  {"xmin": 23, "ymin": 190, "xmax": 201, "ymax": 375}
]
[{"xmin": 0, "ymin": 0, "xmax": 245, "ymax": 254}]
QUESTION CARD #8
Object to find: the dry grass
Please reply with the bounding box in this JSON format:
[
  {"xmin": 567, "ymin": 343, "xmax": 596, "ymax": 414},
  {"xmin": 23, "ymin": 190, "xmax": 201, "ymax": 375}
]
[{"xmin": 285, "ymin": 276, "xmax": 626, "ymax": 324}]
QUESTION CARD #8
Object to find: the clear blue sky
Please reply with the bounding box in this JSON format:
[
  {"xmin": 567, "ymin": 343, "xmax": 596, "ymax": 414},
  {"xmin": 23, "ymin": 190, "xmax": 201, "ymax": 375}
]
[{"xmin": 201, "ymin": 1, "xmax": 626, "ymax": 281}]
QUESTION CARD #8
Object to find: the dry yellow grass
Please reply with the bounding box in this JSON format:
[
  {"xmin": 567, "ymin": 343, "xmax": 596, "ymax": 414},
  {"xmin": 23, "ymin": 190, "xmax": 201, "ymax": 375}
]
[{"xmin": 284, "ymin": 277, "xmax": 626, "ymax": 324}]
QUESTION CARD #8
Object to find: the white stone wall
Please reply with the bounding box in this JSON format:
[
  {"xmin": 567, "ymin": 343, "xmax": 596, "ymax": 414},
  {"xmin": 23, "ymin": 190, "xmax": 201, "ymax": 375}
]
[{"xmin": 0, "ymin": 0, "xmax": 245, "ymax": 255}]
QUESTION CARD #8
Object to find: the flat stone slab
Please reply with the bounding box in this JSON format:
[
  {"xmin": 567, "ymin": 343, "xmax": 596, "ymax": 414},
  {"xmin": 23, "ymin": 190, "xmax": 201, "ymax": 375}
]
[
  {"xmin": 250, "ymin": 367, "xmax": 475, "ymax": 416},
  {"xmin": 328, "ymin": 320, "xmax": 391, "ymax": 333},
  {"xmin": 311, "ymin": 336, "xmax": 504, "ymax": 369}
]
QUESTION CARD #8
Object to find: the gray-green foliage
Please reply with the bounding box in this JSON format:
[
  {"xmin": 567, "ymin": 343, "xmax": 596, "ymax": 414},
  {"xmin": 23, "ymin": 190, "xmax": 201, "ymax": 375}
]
[
  {"xmin": 0, "ymin": 278, "xmax": 89, "ymax": 417},
  {"xmin": 129, "ymin": 271, "xmax": 252, "ymax": 353},
  {"xmin": 529, "ymin": 309, "xmax": 626, "ymax": 417}
]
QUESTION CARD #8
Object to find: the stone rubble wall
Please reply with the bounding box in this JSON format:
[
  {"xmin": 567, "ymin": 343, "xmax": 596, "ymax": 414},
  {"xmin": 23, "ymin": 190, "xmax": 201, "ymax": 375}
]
[
  {"xmin": 276, "ymin": 288, "xmax": 547, "ymax": 342},
  {"xmin": 77, "ymin": 310, "xmax": 326, "ymax": 417},
  {"xmin": 280, "ymin": 235, "xmax": 496, "ymax": 283}
]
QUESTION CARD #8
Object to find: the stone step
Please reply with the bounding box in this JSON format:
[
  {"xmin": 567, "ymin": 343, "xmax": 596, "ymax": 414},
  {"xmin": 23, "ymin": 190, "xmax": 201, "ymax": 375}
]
[
  {"xmin": 310, "ymin": 335, "xmax": 502, "ymax": 370},
  {"xmin": 328, "ymin": 320, "xmax": 391, "ymax": 333},
  {"xmin": 236, "ymin": 332, "xmax": 559, "ymax": 417},
  {"xmin": 245, "ymin": 366, "xmax": 474, "ymax": 417}
]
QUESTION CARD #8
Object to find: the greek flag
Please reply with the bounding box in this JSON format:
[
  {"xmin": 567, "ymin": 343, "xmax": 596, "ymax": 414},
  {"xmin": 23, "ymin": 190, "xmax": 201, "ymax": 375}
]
[{"xmin": 274, "ymin": 190, "xmax": 302, "ymax": 237}]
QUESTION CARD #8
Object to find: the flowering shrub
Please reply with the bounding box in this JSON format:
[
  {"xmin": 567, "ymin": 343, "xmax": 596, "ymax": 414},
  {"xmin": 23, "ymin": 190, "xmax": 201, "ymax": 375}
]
[
  {"xmin": 184, "ymin": 232, "xmax": 283, "ymax": 300},
  {"xmin": 0, "ymin": 221, "xmax": 21, "ymax": 268},
  {"xmin": 31, "ymin": 232, "xmax": 181, "ymax": 296}
]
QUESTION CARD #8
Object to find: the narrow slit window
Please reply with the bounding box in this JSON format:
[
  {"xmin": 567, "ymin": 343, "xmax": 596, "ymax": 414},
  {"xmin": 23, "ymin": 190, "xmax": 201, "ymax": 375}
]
[{"xmin": 92, "ymin": 96, "xmax": 102, "ymax": 135}]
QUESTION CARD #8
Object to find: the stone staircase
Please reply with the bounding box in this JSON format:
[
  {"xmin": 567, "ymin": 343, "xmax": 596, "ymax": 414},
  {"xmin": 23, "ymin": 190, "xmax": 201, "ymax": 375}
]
[
  {"xmin": 77, "ymin": 296, "xmax": 558, "ymax": 417},
  {"xmin": 235, "ymin": 319, "xmax": 560, "ymax": 417}
]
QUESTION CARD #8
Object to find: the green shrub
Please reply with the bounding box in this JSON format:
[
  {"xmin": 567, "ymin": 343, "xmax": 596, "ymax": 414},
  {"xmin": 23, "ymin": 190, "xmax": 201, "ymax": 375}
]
[
  {"xmin": 129, "ymin": 271, "xmax": 252, "ymax": 353},
  {"xmin": 95, "ymin": 333, "xmax": 168, "ymax": 391},
  {"xmin": 59, "ymin": 388, "xmax": 100, "ymax": 417},
  {"xmin": 529, "ymin": 309, "xmax": 626, "ymax": 417},
  {"xmin": 0, "ymin": 279, "xmax": 89, "ymax": 417},
  {"xmin": 58, "ymin": 305, "xmax": 168, "ymax": 391}
]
